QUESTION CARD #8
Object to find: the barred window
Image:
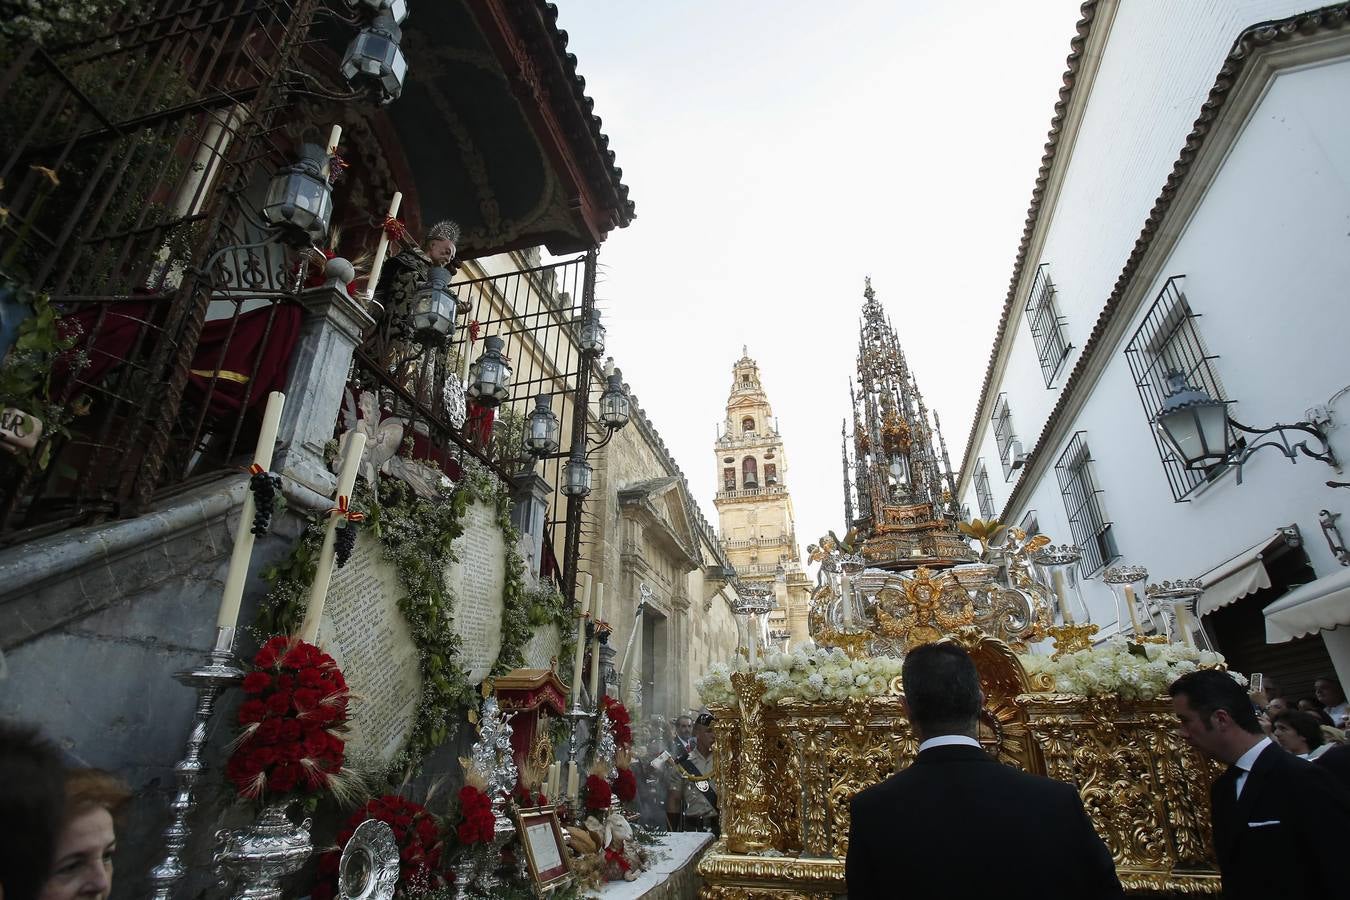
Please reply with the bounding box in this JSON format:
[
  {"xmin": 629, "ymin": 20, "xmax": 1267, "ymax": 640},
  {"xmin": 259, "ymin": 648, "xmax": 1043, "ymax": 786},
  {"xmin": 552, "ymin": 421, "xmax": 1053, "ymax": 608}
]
[
  {"xmin": 1025, "ymin": 264, "xmax": 1072, "ymax": 386},
  {"xmin": 973, "ymin": 461, "xmax": 995, "ymax": 519},
  {"xmin": 992, "ymin": 393, "xmax": 1019, "ymax": 480},
  {"xmin": 1124, "ymin": 276, "xmax": 1238, "ymax": 502},
  {"xmin": 1055, "ymin": 432, "xmax": 1118, "ymax": 576}
]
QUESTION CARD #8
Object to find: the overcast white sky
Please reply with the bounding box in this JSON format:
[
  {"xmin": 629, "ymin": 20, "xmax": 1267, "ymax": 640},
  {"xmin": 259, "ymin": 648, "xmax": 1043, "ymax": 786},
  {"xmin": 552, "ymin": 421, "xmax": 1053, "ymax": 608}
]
[{"xmin": 553, "ymin": 0, "xmax": 1086, "ymax": 557}]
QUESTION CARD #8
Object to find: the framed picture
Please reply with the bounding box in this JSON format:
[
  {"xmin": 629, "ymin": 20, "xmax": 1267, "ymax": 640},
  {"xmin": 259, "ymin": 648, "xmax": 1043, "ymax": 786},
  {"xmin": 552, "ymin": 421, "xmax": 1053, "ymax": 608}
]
[{"xmin": 514, "ymin": 805, "xmax": 573, "ymax": 894}]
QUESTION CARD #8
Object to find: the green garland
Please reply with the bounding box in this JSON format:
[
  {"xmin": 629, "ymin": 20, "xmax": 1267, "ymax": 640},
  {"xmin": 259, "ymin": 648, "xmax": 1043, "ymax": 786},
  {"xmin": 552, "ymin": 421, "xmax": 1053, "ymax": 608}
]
[{"xmin": 257, "ymin": 459, "xmax": 539, "ymax": 778}]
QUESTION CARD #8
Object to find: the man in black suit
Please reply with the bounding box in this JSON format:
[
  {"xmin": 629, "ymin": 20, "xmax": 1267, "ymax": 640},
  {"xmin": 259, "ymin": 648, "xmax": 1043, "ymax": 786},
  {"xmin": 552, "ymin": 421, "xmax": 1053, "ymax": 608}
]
[
  {"xmin": 1169, "ymin": 668, "xmax": 1350, "ymax": 899},
  {"xmin": 846, "ymin": 644, "xmax": 1123, "ymax": 900}
]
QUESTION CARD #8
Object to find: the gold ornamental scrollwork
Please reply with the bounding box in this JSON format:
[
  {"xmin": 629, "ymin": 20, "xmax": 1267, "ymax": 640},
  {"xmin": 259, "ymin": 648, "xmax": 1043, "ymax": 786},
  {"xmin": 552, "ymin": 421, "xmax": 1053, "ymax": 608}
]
[{"xmin": 726, "ymin": 672, "xmax": 774, "ymax": 854}]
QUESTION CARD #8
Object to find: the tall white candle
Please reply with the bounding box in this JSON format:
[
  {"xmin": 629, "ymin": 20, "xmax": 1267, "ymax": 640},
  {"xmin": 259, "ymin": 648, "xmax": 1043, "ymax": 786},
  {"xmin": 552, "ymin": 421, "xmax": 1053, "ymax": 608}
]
[
  {"xmin": 840, "ymin": 575, "xmax": 854, "ymax": 629},
  {"xmin": 566, "ymin": 761, "xmax": 579, "ymax": 802},
  {"xmin": 298, "ymin": 431, "xmax": 366, "ymax": 643},
  {"xmin": 1053, "ymin": 570, "xmax": 1074, "ymax": 625},
  {"xmin": 589, "ymin": 583, "xmax": 605, "ymax": 703},
  {"xmin": 364, "ymin": 191, "xmax": 403, "ymax": 304},
  {"xmin": 216, "ymin": 392, "xmax": 286, "ymax": 630},
  {"xmin": 1123, "ymin": 585, "xmax": 1143, "ymax": 636},
  {"xmin": 1173, "ymin": 600, "xmax": 1196, "ymax": 648},
  {"xmin": 319, "ymin": 124, "xmax": 342, "ymax": 179},
  {"xmin": 570, "ymin": 574, "xmax": 592, "ymax": 708}
]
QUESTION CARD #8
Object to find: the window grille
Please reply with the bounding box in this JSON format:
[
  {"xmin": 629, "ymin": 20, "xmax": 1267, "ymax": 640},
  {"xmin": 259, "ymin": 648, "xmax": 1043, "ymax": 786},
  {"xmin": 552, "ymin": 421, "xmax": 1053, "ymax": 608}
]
[
  {"xmin": 992, "ymin": 393, "xmax": 1018, "ymax": 480},
  {"xmin": 1025, "ymin": 264, "xmax": 1073, "ymax": 386},
  {"xmin": 973, "ymin": 461, "xmax": 995, "ymax": 520},
  {"xmin": 1123, "ymin": 276, "xmax": 1238, "ymax": 502},
  {"xmin": 1055, "ymin": 432, "xmax": 1118, "ymax": 576}
]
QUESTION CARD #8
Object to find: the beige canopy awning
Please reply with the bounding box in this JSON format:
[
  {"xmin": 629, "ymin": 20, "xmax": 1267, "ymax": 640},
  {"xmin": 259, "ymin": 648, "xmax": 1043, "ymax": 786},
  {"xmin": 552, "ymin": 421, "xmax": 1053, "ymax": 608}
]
[
  {"xmin": 1264, "ymin": 566, "xmax": 1350, "ymax": 642},
  {"xmin": 1197, "ymin": 527, "xmax": 1299, "ymax": 617}
]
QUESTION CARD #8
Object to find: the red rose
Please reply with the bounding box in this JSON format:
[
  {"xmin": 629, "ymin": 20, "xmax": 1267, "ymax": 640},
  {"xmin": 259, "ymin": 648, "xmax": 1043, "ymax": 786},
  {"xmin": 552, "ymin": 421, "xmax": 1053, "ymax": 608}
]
[
  {"xmin": 613, "ymin": 768, "xmax": 637, "ymax": 803},
  {"xmin": 238, "ymin": 699, "xmax": 267, "ymax": 724},
  {"xmin": 278, "ymin": 718, "xmax": 302, "ymax": 743},
  {"xmin": 584, "ymin": 774, "xmax": 612, "ymax": 813},
  {"xmin": 254, "ymin": 719, "xmax": 282, "ymax": 745},
  {"xmin": 241, "ymin": 672, "xmax": 273, "ymax": 695},
  {"xmin": 255, "ymin": 635, "xmax": 290, "ymax": 669},
  {"xmin": 293, "ymin": 688, "xmax": 321, "ymax": 712},
  {"xmin": 298, "ymin": 667, "xmax": 324, "ymax": 688},
  {"xmin": 276, "ymin": 673, "xmax": 296, "ymax": 693},
  {"xmin": 266, "ymin": 692, "xmax": 291, "ymax": 716},
  {"xmin": 268, "ymin": 762, "xmax": 302, "ymax": 793}
]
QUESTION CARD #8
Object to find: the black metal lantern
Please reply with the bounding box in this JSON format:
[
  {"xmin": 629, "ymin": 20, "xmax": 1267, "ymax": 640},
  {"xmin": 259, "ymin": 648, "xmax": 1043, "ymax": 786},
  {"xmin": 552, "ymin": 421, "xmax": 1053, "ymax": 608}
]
[
  {"xmin": 562, "ymin": 450, "xmax": 592, "ymax": 497},
  {"xmin": 340, "ymin": 10, "xmax": 408, "ymax": 104},
  {"xmin": 598, "ymin": 372, "xmax": 630, "ymax": 431},
  {"xmin": 349, "ymin": 0, "xmax": 408, "ymax": 23},
  {"xmin": 261, "ymin": 144, "xmax": 333, "ymax": 245},
  {"xmin": 467, "ymin": 335, "xmax": 512, "ymax": 407},
  {"xmin": 524, "ymin": 394, "xmax": 561, "ymax": 458},
  {"xmin": 1153, "ymin": 370, "xmax": 1230, "ymax": 469},
  {"xmin": 410, "ymin": 266, "xmax": 457, "ymax": 346},
  {"xmin": 578, "ymin": 308, "xmax": 605, "ymax": 355}
]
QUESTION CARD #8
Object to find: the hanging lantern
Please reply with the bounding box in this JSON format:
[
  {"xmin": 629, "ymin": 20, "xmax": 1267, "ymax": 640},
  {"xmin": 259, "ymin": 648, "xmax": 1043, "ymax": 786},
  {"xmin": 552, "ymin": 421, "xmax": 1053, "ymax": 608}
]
[
  {"xmin": 467, "ymin": 335, "xmax": 512, "ymax": 408},
  {"xmin": 562, "ymin": 450, "xmax": 593, "ymax": 497},
  {"xmin": 578, "ymin": 308, "xmax": 605, "ymax": 355},
  {"xmin": 261, "ymin": 144, "xmax": 333, "ymax": 245},
  {"xmin": 598, "ymin": 372, "xmax": 630, "ymax": 430},
  {"xmin": 349, "ymin": 0, "xmax": 409, "ymax": 24},
  {"xmin": 410, "ymin": 266, "xmax": 457, "ymax": 346},
  {"xmin": 523, "ymin": 394, "xmax": 561, "ymax": 458},
  {"xmin": 340, "ymin": 9, "xmax": 408, "ymax": 104}
]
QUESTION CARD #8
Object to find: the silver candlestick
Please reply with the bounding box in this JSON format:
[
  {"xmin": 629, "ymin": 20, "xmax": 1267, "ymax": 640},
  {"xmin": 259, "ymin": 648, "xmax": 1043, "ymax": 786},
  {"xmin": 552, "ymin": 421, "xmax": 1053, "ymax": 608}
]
[{"xmin": 148, "ymin": 625, "xmax": 245, "ymax": 900}]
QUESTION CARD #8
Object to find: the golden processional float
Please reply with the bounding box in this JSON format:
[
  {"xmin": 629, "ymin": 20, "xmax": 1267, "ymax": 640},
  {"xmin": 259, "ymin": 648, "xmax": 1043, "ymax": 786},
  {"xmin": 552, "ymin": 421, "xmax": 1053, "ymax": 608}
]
[{"xmin": 695, "ymin": 282, "xmax": 1224, "ymax": 898}]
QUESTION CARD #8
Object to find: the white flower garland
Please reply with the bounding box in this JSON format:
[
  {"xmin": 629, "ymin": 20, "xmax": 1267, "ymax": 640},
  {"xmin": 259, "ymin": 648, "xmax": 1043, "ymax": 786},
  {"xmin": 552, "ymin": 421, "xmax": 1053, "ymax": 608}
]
[
  {"xmin": 695, "ymin": 638, "xmax": 1234, "ymax": 706},
  {"xmin": 696, "ymin": 645, "xmax": 904, "ymax": 707},
  {"xmin": 1020, "ymin": 638, "xmax": 1233, "ymax": 701}
]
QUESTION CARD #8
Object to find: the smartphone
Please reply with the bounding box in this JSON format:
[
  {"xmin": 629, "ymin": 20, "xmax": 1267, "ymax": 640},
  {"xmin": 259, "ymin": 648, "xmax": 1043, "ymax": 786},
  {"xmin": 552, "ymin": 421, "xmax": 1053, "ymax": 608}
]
[{"xmin": 1249, "ymin": 672, "xmax": 1264, "ymax": 695}]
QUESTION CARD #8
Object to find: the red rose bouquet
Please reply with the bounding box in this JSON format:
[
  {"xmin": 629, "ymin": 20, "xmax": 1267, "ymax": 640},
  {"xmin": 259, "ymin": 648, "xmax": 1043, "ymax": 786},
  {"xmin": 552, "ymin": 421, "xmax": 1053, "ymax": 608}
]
[
  {"xmin": 226, "ymin": 636, "xmax": 349, "ymax": 801},
  {"xmin": 310, "ymin": 795, "xmax": 445, "ymax": 900},
  {"xmin": 601, "ymin": 696, "xmax": 633, "ymax": 750},
  {"xmin": 456, "ymin": 785, "xmax": 496, "ymax": 845},
  {"xmin": 583, "ymin": 770, "xmax": 612, "ymax": 816},
  {"xmin": 612, "ymin": 766, "xmax": 637, "ymax": 804}
]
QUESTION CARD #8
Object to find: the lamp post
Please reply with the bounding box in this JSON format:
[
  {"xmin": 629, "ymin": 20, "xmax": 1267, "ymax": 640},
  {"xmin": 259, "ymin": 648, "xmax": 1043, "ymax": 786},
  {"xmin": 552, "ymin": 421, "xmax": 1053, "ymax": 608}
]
[
  {"xmin": 410, "ymin": 266, "xmax": 457, "ymax": 346},
  {"xmin": 578, "ymin": 308, "xmax": 605, "ymax": 355},
  {"xmin": 598, "ymin": 372, "xmax": 631, "ymax": 431},
  {"xmin": 261, "ymin": 144, "xmax": 333, "ymax": 245},
  {"xmin": 341, "ymin": 9, "xmax": 408, "ymax": 104},
  {"xmin": 523, "ymin": 394, "xmax": 561, "ymax": 458},
  {"xmin": 561, "ymin": 450, "xmax": 592, "ymax": 498},
  {"xmin": 467, "ymin": 335, "xmax": 512, "ymax": 407},
  {"xmin": 1153, "ymin": 370, "xmax": 1338, "ymax": 484}
]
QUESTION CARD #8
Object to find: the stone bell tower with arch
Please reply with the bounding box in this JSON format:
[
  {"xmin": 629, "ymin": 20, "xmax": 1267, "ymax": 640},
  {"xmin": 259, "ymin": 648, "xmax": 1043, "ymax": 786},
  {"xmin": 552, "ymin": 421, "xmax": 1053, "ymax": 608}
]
[{"xmin": 713, "ymin": 348, "xmax": 812, "ymax": 644}]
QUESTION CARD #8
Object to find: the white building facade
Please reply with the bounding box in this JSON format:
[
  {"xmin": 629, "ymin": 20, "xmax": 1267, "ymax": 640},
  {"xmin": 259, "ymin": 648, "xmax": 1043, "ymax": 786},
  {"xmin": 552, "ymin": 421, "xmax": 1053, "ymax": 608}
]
[{"xmin": 956, "ymin": 0, "xmax": 1350, "ymax": 694}]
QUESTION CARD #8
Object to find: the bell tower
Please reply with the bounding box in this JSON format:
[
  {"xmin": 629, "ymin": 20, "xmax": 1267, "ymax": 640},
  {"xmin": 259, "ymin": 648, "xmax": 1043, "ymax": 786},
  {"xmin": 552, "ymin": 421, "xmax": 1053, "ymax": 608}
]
[{"xmin": 713, "ymin": 348, "xmax": 812, "ymax": 644}]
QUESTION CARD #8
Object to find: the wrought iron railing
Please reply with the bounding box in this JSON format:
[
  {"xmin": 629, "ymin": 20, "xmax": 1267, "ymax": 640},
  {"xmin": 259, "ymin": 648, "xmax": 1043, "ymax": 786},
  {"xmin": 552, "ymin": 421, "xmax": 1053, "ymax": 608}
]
[
  {"xmin": 1055, "ymin": 431, "xmax": 1118, "ymax": 576},
  {"xmin": 0, "ymin": 0, "xmax": 322, "ymax": 538},
  {"xmin": 1025, "ymin": 263, "xmax": 1072, "ymax": 388}
]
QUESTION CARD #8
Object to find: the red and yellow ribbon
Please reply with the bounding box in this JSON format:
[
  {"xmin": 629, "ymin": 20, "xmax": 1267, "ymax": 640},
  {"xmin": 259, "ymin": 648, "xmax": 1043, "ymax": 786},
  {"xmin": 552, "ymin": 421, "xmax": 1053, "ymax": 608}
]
[
  {"xmin": 382, "ymin": 215, "xmax": 408, "ymax": 243},
  {"xmin": 327, "ymin": 494, "xmax": 366, "ymax": 523}
]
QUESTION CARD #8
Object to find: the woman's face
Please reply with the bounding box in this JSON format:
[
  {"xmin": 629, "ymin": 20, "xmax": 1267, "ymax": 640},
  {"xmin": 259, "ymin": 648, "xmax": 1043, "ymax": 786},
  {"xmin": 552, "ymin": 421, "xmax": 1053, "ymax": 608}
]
[
  {"xmin": 1272, "ymin": 720, "xmax": 1309, "ymax": 755},
  {"xmin": 40, "ymin": 807, "xmax": 115, "ymax": 900}
]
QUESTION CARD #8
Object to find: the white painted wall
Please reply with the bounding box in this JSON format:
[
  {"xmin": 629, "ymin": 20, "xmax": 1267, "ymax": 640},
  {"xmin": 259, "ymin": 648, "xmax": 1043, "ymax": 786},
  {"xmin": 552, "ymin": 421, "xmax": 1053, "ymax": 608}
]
[
  {"xmin": 1004, "ymin": 56, "xmax": 1350, "ymax": 635},
  {"xmin": 961, "ymin": 0, "xmax": 1327, "ymax": 520}
]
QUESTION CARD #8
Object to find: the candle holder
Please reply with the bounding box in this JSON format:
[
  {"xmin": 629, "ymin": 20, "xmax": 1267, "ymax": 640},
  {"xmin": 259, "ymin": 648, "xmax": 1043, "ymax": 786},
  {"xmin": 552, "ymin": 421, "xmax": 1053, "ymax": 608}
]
[
  {"xmin": 1146, "ymin": 579, "xmax": 1210, "ymax": 650},
  {"xmin": 148, "ymin": 625, "xmax": 245, "ymax": 900},
  {"xmin": 1033, "ymin": 545, "xmax": 1098, "ymax": 658},
  {"xmin": 1103, "ymin": 565, "xmax": 1163, "ymax": 642}
]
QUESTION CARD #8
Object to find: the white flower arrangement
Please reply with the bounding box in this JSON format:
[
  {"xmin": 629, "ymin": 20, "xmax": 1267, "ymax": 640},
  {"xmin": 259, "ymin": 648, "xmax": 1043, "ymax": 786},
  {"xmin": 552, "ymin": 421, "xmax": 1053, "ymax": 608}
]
[
  {"xmin": 1020, "ymin": 638, "xmax": 1229, "ymax": 701},
  {"xmin": 695, "ymin": 645, "xmax": 905, "ymax": 707}
]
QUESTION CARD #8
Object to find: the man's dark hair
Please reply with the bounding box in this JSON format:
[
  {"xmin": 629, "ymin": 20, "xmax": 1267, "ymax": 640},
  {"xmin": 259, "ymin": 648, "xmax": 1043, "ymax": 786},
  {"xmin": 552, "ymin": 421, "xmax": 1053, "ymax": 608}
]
[
  {"xmin": 0, "ymin": 720, "xmax": 66, "ymax": 900},
  {"xmin": 1272, "ymin": 711, "xmax": 1325, "ymax": 751},
  {"xmin": 901, "ymin": 643, "xmax": 982, "ymax": 735},
  {"xmin": 1168, "ymin": 669, "xmax": 1261, "ymax": 733}
]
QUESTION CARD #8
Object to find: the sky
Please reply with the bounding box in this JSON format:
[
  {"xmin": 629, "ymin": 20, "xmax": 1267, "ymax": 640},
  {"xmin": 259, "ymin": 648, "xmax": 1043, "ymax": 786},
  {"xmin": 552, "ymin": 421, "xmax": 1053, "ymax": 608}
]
[{"xmin": 552, "ymin": 0, "xmax": 1087, "ymax": 557}]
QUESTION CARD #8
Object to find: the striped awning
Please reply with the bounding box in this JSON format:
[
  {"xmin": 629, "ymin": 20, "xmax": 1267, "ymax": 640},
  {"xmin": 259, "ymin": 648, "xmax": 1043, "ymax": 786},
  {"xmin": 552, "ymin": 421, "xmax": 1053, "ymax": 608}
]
[
  {"xmin": 1197, "ymin": 528, "xmax": 1298, "ymax": 617},
  {"xmin": 1264, "ymin": 566, "xmax": 1350, "ymax": 642}
]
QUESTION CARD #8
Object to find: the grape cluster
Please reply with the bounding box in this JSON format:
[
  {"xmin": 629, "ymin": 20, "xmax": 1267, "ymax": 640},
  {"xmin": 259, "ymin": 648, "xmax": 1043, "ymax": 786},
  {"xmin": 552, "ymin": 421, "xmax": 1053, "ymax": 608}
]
[
  {"xmin": 334, "ymin": 520, "xmax": 358, "ymax": 568},
  {"xmin": 249, "ymin": 471, "xmax": 282, "ymax": 535}
]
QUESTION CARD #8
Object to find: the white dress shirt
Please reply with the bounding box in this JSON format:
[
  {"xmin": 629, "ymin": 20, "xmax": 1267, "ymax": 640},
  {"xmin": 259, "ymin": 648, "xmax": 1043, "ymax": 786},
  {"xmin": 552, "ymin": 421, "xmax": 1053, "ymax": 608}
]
[
  {"xmin": 1233, "ymin": 736, "xmax": 1273, "ymax": 799},
  {"xmin": 918, "ymin": 734, "xmax": 982, "ymax": 753}
]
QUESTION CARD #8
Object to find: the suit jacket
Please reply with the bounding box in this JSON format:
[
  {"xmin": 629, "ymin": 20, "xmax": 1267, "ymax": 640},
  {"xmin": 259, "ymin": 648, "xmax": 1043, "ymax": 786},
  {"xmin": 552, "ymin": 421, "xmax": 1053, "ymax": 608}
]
[
  {"xmin": 846, "ymin": 745, "xmax": 1123, "ymax": 900},
  {"xmin": 1315, "ymin": 740, "xmax": 1350, "ymax": 792},
  {"xmin": 1210, "ymin": 742, "xmax": 1350, "ymax": 899}
]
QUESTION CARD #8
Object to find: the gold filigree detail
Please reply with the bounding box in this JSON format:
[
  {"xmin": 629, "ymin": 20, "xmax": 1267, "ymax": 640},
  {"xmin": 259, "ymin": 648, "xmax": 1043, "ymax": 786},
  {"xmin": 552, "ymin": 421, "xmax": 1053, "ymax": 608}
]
[{"xmin": 1048, "ymin": 622, "xmax": 1100, "ymax": 658}]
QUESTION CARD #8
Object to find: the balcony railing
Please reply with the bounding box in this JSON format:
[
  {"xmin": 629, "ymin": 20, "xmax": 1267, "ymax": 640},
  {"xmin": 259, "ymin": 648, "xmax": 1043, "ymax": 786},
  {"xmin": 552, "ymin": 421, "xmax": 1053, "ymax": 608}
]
[{"xmin": 716, "ymin": 485, "xmax": 786, "ymax": 501}]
